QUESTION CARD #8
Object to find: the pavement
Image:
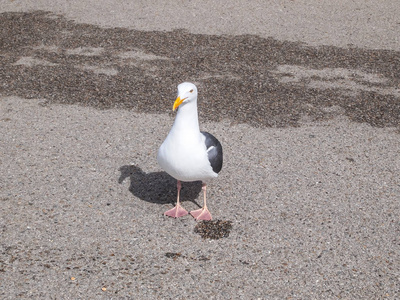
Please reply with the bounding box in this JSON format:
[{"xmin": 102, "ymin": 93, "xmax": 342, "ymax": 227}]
[{"xmin": 1, "ymin": 1, "xmax": 399, "ymax": 299}]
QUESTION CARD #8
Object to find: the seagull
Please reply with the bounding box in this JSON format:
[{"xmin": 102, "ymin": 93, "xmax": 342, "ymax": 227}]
[{"xmin": 157, "ymin": 82, "xmax": 223, "ymax": 221}]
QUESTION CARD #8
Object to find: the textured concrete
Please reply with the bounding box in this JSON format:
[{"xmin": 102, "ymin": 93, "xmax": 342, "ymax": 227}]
[{"xmin": 1, "ymin": 1, "xmax": 399, "ymax": 299}]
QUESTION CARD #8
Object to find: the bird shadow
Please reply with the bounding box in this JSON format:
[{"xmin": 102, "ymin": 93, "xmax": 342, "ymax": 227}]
[{"xmin": 118, "ymin": 165, "xmax": 203, "ymax": 207}]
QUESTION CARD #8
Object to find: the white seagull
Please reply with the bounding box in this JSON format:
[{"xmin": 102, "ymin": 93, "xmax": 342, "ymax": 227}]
[{"xmin": 157, "ymin": 82, "xmax": 223, "ymax": 221}]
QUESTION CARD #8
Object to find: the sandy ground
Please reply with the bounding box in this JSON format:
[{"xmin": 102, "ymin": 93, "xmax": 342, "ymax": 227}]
[
  {"xmin": 1, "ymin": 1, "xmax": 399, "ymax": 299},
  {"xmin": 2, "ymin": 0, "xmax": 400, "ymax": 50}
]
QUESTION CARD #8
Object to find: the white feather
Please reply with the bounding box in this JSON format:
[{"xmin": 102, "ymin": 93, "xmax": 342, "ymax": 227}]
[{"xmin": 157, "ymin": 83, "xmax": 217, "ymax": 182}]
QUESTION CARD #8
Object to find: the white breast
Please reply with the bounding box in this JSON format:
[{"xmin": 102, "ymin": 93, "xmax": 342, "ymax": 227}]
[{"xmin": 157, "ymin": 130, "xmax": 217, "ymax": 182}]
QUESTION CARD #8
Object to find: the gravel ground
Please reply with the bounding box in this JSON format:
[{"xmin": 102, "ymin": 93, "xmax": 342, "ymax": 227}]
[{"xmin": 1, "ymin": 1, "xmax": 399, "ymax": 299}]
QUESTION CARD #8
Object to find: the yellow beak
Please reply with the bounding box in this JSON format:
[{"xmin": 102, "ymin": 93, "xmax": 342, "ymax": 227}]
[{"xmin": 173, "ymin": 96, "xmax": 187, "ymax": 111}]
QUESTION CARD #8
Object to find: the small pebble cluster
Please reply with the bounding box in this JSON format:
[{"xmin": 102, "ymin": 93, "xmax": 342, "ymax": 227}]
[{"xmin": 194, "ymin": 220, "xmax": 233, "ymax": 239}]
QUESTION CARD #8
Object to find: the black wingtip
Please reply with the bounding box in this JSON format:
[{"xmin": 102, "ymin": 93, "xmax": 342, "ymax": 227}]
[{"xmin": 201, "ymin": 131, "xmax": 223, "ymax": 174}]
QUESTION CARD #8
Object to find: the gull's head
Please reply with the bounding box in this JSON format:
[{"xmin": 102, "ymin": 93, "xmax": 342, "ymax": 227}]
[{"xmin": 173, "ymin": 82, "xmax": 198, "ymax": 111}]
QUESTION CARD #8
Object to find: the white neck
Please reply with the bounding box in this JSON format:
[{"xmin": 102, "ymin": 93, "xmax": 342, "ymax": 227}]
[{"xmin": 172, "ymin": 99, "xmax": 200, "ymax": 133}]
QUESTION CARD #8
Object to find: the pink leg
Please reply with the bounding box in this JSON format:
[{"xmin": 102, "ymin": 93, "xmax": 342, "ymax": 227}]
[
  {"xmin": 190, "ymin": 183, "xmax": 212, "ymax": 221},
  {"xmin": 164, "ymin": 180, "xmax": 188, "ymax": 218}
]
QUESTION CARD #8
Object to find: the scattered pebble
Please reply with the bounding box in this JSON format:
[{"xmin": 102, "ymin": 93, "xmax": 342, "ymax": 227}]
[{"xmin": 165, "ymin": 252, "xmax": 182, "ymax": 259}]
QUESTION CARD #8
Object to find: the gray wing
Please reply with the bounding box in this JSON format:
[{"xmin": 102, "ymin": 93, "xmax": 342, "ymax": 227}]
[{"xmin": 201, "ymin": 131, "xmax": 223, "ymax": 174}]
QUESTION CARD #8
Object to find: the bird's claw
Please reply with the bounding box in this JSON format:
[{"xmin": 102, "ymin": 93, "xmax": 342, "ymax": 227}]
[
  {"xmin": 190, "ymin": 207, "xmax": 212, "ymax": 221},
  {"xmin": 164, "ymin": 204, "xmax": 188, "ymax": 218}
]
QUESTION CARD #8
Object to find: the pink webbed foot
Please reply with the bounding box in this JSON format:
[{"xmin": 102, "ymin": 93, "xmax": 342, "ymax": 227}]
[
  {"xmin": 164, "ymin": 203, "xmax": 188, "ymax": 218},
  {"xmin": 190, "ymin": 207, "xmax": 212, "ymax": 221}
]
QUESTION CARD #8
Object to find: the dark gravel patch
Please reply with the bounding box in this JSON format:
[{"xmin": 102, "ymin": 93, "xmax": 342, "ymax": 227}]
[
  {"xmin": 0, "ymin": 10, "xmax": 399, "ymax": 129},
  {"xmin": 194, "ymin": 220, "xmax": 233, "ymax": 239}
]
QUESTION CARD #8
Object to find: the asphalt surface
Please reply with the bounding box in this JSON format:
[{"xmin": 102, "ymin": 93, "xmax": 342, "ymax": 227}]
[{"xmin": 1, "ymin": 1, "xmax": 399, "ymax": 299}]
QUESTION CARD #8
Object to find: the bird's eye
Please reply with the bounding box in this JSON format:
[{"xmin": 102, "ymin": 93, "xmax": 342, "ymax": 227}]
[{"xmin": 189, "ymin": 89, "xmax": 194, "ymax": 93}]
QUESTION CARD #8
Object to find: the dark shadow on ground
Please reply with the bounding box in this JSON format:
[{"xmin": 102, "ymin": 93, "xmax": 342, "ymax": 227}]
[
  {"xmin": 118, "ymin": 165, "xmax": 202, "ymax": 206},
  {"xmin": 1, "ymin": 11, "xmax": 399, "ymax": 129}
]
